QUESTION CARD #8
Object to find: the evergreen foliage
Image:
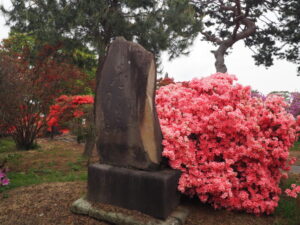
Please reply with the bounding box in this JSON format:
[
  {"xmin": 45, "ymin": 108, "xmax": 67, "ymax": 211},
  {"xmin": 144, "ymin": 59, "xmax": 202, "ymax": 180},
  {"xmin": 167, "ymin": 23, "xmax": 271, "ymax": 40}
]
[
  {"xmin": 190, "ymin": 0, "xmax": 300, "ymax": 74},
  {"xmin": 1, "ymin": 0, "xmax": 202, "ymax": 61}
]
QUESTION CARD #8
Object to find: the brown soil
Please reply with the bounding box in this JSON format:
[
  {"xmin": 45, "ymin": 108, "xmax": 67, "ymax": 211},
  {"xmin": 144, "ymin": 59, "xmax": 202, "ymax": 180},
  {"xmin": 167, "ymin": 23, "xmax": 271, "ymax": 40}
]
[
  {"xmin": 185, "ymin": 202, "xmax": 274, "ymax": 225},
  {"xmin": 0, "ymin": 182, "xmax": 107, "ymax": 225},
  {"xmin": 0, "ymin": 181, "xmax": 281, "ymax": 225},
  {"xmin": 291, "ymin": 151, "xmax": 300, "ymax": 166}
]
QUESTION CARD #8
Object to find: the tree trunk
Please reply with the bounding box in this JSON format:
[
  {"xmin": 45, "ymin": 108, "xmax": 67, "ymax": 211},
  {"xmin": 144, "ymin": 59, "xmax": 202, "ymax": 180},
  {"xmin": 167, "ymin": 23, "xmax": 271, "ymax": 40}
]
[
  {"xmin": 208, "ymin": 2, "xmax": 256, "ymax": 73},
  {"xmin": 213, "ymin": 44, "xmax": 228, "ymax": 73},
  {"xmin": 82, "ymin": 104, "xmax": 96, "ymax": 159},
  {"xmin": 83, "ymin": 132, "xmax": 95, "ymax": 157},
  {"xmin": 14, "ymin": 136, "xmax": 35, "ymax": 150}
]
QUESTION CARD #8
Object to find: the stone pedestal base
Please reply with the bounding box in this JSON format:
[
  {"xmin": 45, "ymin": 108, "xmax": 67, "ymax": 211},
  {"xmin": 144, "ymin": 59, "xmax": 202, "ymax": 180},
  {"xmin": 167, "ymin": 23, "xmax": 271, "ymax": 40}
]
[
  {"xmin": 87, "ymin": 163, "xmax": 181, "ymax": 219},
  {"xmin": 71, "ymin": 197, "xmax": 189, "ymax": 225}
]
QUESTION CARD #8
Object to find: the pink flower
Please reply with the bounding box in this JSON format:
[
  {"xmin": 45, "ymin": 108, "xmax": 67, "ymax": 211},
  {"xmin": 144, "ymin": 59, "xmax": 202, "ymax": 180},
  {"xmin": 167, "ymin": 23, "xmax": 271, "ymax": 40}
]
[
  {"xmin": 285, "ymin": 184, "xmax": 300, "ymax": 198},
  {"xmin": 156, "ymin": 73, "xmax": 300, "ymax": 215},
  {"xmin": 0, "ymin": 169, "xmax": 10, "ymax": 186},
  {"xmin": 1, "ymin": 178, "xmax": 9, "ymax": 186}
]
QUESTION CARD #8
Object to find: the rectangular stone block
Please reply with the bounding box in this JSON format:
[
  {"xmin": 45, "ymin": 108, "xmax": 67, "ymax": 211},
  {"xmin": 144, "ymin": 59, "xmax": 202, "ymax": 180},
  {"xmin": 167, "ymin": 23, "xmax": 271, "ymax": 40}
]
[{"xmin": 87, "ymin": 163, "xmax": 181, "ymax": 219}]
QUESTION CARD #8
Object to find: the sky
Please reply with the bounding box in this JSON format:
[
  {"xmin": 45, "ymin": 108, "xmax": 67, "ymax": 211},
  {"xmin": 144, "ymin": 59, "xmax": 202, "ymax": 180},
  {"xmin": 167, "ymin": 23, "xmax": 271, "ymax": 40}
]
[
  {"xmin": 161, "ymin": 38, "xmax": 300, "ymax": 95},
  {"xmin": 0, "ymin": 1, "xmax": 299, "ymax": 95}
]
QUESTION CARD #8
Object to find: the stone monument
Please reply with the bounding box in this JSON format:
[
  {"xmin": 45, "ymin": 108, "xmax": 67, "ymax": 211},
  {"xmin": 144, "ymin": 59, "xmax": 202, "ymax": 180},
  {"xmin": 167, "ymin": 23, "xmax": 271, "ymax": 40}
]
[
  {"xmin": 94, "ymin": 36, "xmax": 162, "ymax": 170},
  {"xmin": 71, "ymin": 37, "xmax": 188, "ymax": 224}
]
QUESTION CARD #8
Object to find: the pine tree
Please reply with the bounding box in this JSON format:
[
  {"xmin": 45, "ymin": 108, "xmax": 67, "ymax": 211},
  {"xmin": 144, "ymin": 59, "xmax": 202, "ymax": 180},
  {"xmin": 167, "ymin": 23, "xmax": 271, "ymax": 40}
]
[
  {"xmin": 190, "ymin": 0, "xmax": 300, "ymax": 74},
  {"xmin": 1, "ymin": 0, "xmax": 202, "ymax": 63}
]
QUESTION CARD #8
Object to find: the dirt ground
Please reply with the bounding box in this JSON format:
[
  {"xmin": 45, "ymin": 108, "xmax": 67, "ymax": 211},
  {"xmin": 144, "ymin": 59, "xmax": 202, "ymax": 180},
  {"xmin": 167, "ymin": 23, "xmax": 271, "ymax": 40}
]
[
  {"xmin": 291, "ymin": 151, "xmax": 300, "ymax": 166},
  {"xmin": 0, "ymin": 181, "xmax": 282, "ymax": 225},
  {"xmin": 0, "ymin": 182, "xmax": 107, "ymax": 225}
]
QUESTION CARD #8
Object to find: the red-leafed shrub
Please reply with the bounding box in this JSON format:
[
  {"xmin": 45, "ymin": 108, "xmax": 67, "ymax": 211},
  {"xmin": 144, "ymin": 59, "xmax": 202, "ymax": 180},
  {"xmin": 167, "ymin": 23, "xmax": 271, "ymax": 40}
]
[
  {"xmin": 156, "ymin": 73, "xmax": 299, "ymax": 214},
  {"xmin": 48, "ymin": 95, "xmax": 94, "ymax": 131},
  {"xmin": 0, "ymin": 42, "xmax": 87, "ymax": 149}
]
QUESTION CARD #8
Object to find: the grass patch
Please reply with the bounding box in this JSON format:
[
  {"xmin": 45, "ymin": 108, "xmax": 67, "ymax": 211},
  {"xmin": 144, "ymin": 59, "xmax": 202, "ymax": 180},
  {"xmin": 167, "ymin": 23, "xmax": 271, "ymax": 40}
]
[
  {"xmin": 68, "ymin": 162, "xmax": 80, "ymax": 171},
  {"xmin": 0, "ymin": 137, "xmax": 16, "ymax": 153},
  {"xmin": 275, "ymin": 196, "xmax": 299, "ymax": 225},
  {"xmin": 0, "ymin": 170, "xmax": 87, "ymax": 193},
  {"xmin": 1, "ymin": 153, "xmax": 23, "ymax": 167},
  {"xmin": 273, "ymin": 174, "xmax": 300, "ymax": 225},
  {"xmin": 291, "ymin": 141, "xmax": 300, "ymax": 151},
  {"xmin": 0, "ymin": 137, "xmax": 93, "ymax": 193}
]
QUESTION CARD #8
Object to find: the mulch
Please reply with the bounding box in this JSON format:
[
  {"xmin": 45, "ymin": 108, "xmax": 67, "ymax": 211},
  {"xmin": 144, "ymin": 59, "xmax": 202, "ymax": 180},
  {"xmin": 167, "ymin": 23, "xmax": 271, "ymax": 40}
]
[
  {"xmin": 0, "ymin": 181, "xmax": 276, "ymax": 225},
  {"xmin": 0, "ymin": 182, "xmax": 108, "ymax": 225}
]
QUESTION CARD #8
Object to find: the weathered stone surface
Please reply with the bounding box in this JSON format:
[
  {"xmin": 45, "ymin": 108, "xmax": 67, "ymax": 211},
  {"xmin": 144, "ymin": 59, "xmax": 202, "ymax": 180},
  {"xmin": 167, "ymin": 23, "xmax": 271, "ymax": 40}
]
[
  {"xmin": 87, "ymin": 163, "xmax": 181, "ymax": 219},
  {"xmin": 71, "ymin": 197, "xmax": 189, "ymax": 225},
  {"xmin": 95, "ymin": 37, "xmax": 163, "ymax": 170}
]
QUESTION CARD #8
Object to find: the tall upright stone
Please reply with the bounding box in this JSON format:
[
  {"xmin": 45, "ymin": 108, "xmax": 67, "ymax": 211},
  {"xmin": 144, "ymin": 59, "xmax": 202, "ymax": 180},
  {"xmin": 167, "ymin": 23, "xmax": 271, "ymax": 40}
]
[
  {"xmin": 81, "ymin": 37, "xmax": 182, "ymax": 221},
  {"xmin": 94, "ymin": 37, "xmax": 163, "ymax": 170}
]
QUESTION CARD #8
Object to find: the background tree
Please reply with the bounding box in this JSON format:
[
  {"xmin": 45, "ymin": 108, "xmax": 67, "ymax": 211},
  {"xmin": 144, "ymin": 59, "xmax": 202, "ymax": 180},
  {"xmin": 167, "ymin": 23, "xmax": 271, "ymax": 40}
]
[
  {"xmin": 0, "ymin": 40, "xmax": 86, "ymax": 150},
  {"xmin": 190, "ymin": 0, "xmax": 300, "ymax": 74},
  {"xmin": 1, "ymin": 0, "xmax": 202, "ymax": 67},
  {"xmin": 2, "ymin": 32, "xmax": 98, "ymax": 94}
]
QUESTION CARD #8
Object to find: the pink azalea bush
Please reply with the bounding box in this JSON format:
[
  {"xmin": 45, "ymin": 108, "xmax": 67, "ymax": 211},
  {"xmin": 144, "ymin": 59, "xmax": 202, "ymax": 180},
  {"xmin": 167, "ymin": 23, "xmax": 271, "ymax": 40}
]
[{"xmin": 156, "ymin": 73, "xmax": 299, "ymax": 215}]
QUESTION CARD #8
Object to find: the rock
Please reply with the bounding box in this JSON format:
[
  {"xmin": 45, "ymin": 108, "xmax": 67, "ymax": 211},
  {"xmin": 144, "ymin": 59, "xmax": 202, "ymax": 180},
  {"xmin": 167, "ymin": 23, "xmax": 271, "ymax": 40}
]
[
  {"xmin": 71, "ymin": 196, "xmax": 189, "ymax": 225},
  {"xmin": 87, "ymin": 163, "xmax": 181, "ymax": 220},
  {"xmin": 94, "ymin": 37, "xmax": 163, "ymax": 170}
]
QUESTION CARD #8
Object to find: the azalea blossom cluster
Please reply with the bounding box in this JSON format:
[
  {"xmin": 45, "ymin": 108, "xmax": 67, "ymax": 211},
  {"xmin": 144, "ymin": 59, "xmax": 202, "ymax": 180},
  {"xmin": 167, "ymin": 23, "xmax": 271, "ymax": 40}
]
[
  {"xmin": 285, "ymin": 184, "xmax": 300, "ymax": 198},
  {"xmin": 0, "ymin": 168, "xmax": 9, "ymax": 186},
  {"xmin": 156, "ymin": 73, "xmax": 299, "ymax": 215},
  {"xmin": 47, "ymin": 95, "xmax": 94, "ymax": 130}
]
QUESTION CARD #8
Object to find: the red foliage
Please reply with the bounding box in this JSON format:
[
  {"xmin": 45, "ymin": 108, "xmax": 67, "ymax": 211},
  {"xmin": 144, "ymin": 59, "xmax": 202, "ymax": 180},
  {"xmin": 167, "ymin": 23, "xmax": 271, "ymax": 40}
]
[
  {"xmin": 47, "ymin": 95, "xmax": 94, "ymax": 130},
  {"xmin": 0, "ymin": 41, "xmax": 87, "ymax": 149},
  {"xmin": 156, "ymin": 73, "xmax": 300, "ymax": 214}
]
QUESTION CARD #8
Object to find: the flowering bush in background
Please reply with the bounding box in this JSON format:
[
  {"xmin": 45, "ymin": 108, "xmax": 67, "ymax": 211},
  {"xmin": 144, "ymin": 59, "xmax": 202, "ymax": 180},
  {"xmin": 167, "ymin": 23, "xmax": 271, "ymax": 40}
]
[
  {"xmin": 288, "ymin": 92, "xmax": 300, "ymax": 118},
  {"xmin": 156, "ymin": 73, "xmax": 299, "ymax": 215},
  {"xmin": 47, "ymin": 95, "xmax": 94, "ymax": 131}
]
